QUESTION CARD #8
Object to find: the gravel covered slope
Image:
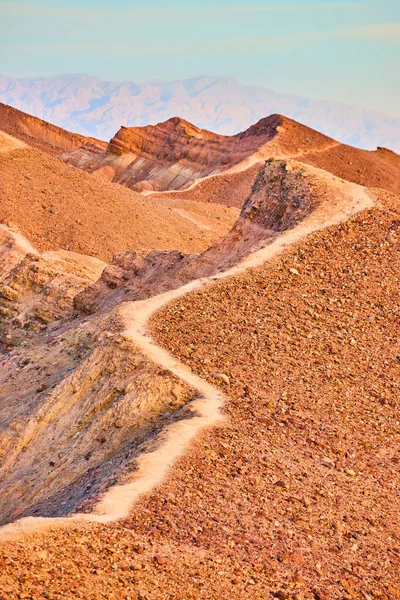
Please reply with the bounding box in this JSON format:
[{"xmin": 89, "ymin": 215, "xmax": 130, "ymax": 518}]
[
  {"xmin": 0, "ymin": 190, "xmax": 398, "ymax": 599},
  {"xmin": 149, "ymin": 188, "xmax": 400, "ymax": 598}
]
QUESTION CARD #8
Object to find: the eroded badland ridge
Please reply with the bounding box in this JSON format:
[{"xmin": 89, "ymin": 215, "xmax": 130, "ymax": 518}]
[{"xmin": 0, "ymin": 102, "xmax": 399, "ymax": 598}]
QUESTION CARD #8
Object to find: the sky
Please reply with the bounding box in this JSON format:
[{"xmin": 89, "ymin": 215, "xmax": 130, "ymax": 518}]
[{"xmin": 0, "ymin": 0, "xmax": 399, "ymax": 116}]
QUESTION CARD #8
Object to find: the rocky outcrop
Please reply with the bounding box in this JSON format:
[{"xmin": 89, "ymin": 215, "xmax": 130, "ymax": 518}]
[
  {"xmin": 0, "ymin": 226, "xmax": 105, "ymax": 347},
  {"xmin": 0, "ymin": 308, "xmax": 194, "ymax": 525},
  {"xmin": 74, "ymin": 159, "xmax": 336, "ymax": 313},
  {"xmin": 0, "ymin": 227, "xmax": 194, "ymax": 525}
]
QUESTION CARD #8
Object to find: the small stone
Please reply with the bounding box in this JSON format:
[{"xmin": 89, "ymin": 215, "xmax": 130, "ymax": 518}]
[
  {"xmin": 321, "ymin": 456, "xmax": 335, "ymax": 467},
  {"xmin": 275, "ymin": 480, "xmax": 288, "ymax": 489},
  {"xmin": 154, "ymin": 555, "xmax": 166, "ymax": 565},
  {"xmin": 114, "ymin": 419, "xmax": 123, "ymax": 429},
  {"xmin": 289, "ymin": 552, "xmax": 305, "ymax": 565},
  {"xmin": 213, "ymin": 373, "xmax": 230, "ymax": 385},
  {"xmin": 36, "ymin": 384, "xmax": 47, "ymax": 393},
  {"xmin": 274, "ymin": 591, "xmax": 289, "ymax": 599},
  {"xmin": 289, "ymin": 268, "xmax": 299, "ymax": 275},
  {"xmin": 346, "ymin": 469, "xmax": 357, "ymax": 477},
  {"xmin": 333, "ymin": 521, "xmax": 345, "ymax": 532}
]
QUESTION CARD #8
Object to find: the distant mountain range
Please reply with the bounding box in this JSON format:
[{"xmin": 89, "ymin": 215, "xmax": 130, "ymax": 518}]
[{"xmin": 0, "ymin": 73, "xmax": 399, "ymax": 152}]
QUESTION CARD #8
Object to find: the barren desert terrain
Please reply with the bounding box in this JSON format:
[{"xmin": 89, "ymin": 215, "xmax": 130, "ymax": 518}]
[{"xmin": 0, "ymin": 102, "xmax": 399, "ymax": 600}]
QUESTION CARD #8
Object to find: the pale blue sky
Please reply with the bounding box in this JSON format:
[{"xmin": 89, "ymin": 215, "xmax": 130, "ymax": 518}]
[{"xmin": 0, "ymin": 0, "xmax": 399, "ymax": 116}]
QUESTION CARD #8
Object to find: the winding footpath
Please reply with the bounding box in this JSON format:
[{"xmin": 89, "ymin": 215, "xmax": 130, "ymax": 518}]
[{"xmin": 0, "ymin": 171, "xmax": 373, "ymax": 542}]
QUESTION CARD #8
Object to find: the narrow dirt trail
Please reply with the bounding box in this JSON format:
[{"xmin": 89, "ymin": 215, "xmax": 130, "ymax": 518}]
[{"xmin": 0, "ymin": 176, "xmax": 373, "ymax": 543}]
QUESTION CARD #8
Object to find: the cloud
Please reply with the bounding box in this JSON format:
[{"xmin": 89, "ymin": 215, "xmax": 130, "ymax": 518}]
[
  {"xmin": 324, "ymin": 23, "xmax": 400, "ymax": 41},
  {"xmin": 217, "ymin": 22, "xmax": 400, "ymax": 50},
  {"xmin": 0, "ymin": 0, "xmax": 377, "ymax": 22},
  {"xmin": 205, "ymin": 22, "xmax": 400, "ymax": 50},
  {"xmin": 4, "ymin": 22, "xmax": 399, "ymax": 57}
]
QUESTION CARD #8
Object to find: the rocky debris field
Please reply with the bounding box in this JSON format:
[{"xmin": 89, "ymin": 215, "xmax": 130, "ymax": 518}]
[
  {"xmin": 0, "ymin": 189, "xmax": 398, "ymax": 598},
  {"xmin": 149, "ymin": 188, "xmax": 400, "ymax": 598}
]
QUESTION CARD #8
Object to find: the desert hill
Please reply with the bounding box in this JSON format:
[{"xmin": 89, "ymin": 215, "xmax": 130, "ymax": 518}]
[
  {"xmin": 0, "ymin": 157, "xmax": 398, "ymax": 597},
  {"xmin": 0, "ymin": 139, "xmax": 238, "ymax": 261},
  {"xmin": 0, "ymin": 156, "xmax": 374, "ymax": 526},
  {"xmin": 0, "ymin": 101, "xmax": 106, "ymax": 156},
  {"xmin": 0, "ymin": 102, "xmax": 399, "ymax": 599},
  {"xmin": 63, "ymin": 113, "xmax": 400, "ymax": 205},
  {"xmin": 61, "ymin": 114, "xmax": 337, "ymax": 192}
]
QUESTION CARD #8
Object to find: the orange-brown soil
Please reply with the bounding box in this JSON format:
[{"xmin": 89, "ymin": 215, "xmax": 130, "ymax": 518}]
[
  {"xmin": 0, "ymin": 189, "xmax": 398, "ymax": 598},
  {"xmin": 149, "ymin": 163, "xmax": 261, "ymax": 208},
  {"xmin": 0, "ymin": 145, "xmax": 238, "ymax": 261},
  {"xmin": 0, "ymin": 102, "xmax": 106, "ymax": 156},
  {"xmin": 0, "ymin": 108, "xmax": 399, "ymax": 600},
  {"xmin": 300, "ymin": 144, "xmax": 400, "ymax": 196}
]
